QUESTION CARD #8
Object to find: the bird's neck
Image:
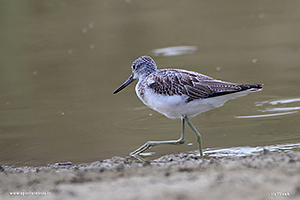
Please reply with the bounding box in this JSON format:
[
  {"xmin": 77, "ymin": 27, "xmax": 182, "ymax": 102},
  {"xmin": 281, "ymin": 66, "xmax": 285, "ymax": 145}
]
[{"xmin": 139, "ymin": 69, "xmax": 156, "ymax": 81}]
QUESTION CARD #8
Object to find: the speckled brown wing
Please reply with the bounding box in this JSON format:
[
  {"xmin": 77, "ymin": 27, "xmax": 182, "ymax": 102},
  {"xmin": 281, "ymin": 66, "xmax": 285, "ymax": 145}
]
[
  {"xmin": 148, "ymin": 69, "xmax": 262, "ymax": 102},
  {"xmin": 147, "ymin": 69, "xmax": 189, "ymax": 96},
  {"xmin": 147, "ymin": 69, "xmax": 213, "ymax": 99},
  {"xmin": 179, "ymin": 70, "xmax": 246, "ymax": 102}
]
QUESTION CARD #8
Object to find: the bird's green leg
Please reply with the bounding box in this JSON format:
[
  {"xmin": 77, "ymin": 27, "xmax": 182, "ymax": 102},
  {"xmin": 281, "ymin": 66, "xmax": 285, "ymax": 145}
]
[
  {"xmin": 129, "ymin": 117, "xmax": 186, "ymax": 161},
  {"xmin": 183, "ymin": 115, "xmax": 203, "ymax": 157}
]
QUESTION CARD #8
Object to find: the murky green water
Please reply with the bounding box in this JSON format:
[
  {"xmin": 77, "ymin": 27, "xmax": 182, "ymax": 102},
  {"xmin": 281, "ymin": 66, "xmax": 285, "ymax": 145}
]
[{"xmin": 1, "ymin": 1, "xmax": 300, "ymax": 165}]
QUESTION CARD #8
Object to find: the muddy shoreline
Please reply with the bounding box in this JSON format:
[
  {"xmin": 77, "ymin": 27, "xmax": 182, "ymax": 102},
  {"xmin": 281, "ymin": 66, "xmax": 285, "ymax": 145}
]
[{"xmin": 1, "ymin": 150, "xmax": 300, "ymax": 200}]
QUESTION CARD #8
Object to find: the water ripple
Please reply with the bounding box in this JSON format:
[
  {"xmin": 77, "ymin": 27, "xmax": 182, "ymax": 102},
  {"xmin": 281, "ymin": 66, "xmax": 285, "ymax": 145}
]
[
  {"xmin": 203, "ymin": 143, "xmax": 300, "ymax": 158},
  {"xmin": 235, "ymin": 111, "xmax": 297, "ymax": 118},
  {"xmin": 262, "ymin": 107, "xmax": 300, "ymax": 112},
  {"xmin": 152, "ymin": 46, "xmax": 197, "ymax": 57},
  {"xmin": 237, "ymin": 97, "xmax": 300, "ymax": 119},
  {"xmin": 256, "ymin": 97, "xmax": 300, "ymax": 106}
]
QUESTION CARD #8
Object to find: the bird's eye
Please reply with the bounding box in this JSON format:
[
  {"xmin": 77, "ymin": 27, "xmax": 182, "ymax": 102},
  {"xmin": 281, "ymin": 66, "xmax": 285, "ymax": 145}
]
[{"xmin": 132, "ymin": 65, "xmax": 136, "ymax": 70}]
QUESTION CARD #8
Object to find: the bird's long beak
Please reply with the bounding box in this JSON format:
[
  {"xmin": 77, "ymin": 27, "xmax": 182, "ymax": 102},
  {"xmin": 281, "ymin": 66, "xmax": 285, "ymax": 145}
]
[{"xmin": 113, "ymin": 74, "xmax": 135, "ymax": 94}]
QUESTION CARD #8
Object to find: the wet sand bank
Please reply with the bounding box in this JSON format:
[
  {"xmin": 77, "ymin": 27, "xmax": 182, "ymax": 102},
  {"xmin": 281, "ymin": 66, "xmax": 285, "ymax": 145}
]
[{"xmin": 1, "ymin": 150, "xmax": 300, "ymax": 200}]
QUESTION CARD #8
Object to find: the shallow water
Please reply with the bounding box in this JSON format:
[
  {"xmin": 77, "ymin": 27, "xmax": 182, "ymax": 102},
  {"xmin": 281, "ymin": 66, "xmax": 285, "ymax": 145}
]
[{"xmin": 1, "ymin": 1, "xmax": 300, "ymax": 165}]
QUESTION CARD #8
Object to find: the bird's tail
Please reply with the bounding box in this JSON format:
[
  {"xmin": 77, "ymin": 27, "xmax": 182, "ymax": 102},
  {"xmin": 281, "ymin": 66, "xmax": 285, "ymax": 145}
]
[{"xmin": 239, "ymin": 84, "xmax": 263, "ymax": 91}]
